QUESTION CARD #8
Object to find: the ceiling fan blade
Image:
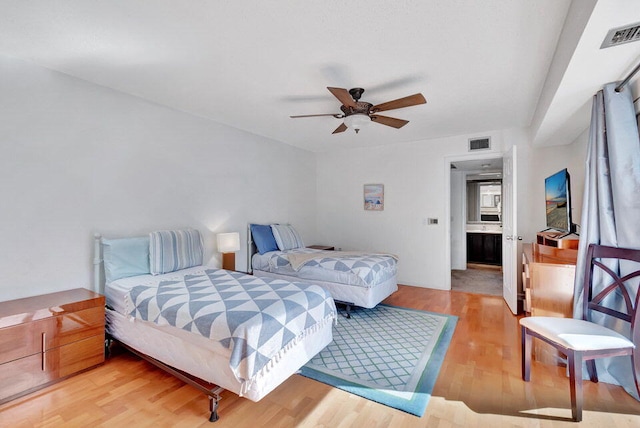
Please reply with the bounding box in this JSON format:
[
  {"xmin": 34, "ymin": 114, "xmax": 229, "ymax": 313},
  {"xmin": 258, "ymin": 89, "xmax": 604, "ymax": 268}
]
[
  {"xmin": 371, "ymin": 93, "xmax": 426, "ymax": 113},
  {"xmin": 332, "ymin": 123, "xmax": 348, "ymax": 134},
  {"xmin": 327, "ymin": 87, "xmax": 357, "ymax": 108},
  {"xmin": 290, "ymin": 113, "xmax": 341, "ymax": 118},
  {"xmin": 370, "ymin": 115, "xmax": 409, "ymax": 129}
]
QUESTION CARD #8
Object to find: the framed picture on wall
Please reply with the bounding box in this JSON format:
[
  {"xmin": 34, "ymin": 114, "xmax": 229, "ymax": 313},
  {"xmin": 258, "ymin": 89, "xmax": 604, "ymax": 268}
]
[{"xmin": 364, "ymin": 184, "xmax": 384, "ymax": 211}]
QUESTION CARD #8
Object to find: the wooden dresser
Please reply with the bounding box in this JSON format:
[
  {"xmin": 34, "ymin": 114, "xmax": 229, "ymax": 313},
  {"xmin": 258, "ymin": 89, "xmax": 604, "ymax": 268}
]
[
  {"xmin": 0, "ymin": 288, "xmax": 105, "ymax": 404},
  {"xmin": 522, "ymin": 243, "xmax": 578, "ymax": 365}
]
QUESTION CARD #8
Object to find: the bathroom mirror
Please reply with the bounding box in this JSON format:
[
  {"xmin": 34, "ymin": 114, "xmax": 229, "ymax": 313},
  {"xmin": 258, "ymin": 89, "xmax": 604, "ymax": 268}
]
[{"xmin": 467, "ymin": 181, "xmax": 502, "ymax": 222}]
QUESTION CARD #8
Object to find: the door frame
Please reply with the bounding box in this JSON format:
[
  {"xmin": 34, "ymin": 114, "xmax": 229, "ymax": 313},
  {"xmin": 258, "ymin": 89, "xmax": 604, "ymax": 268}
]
[{"xmin": 443, "ymin": 151, "xmax": 506, "ymax": 291}]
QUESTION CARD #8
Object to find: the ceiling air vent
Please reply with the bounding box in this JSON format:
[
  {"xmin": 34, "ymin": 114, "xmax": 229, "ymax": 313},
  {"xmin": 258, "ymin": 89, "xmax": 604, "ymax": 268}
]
[
  {"xmin": 601, "ymin": 22, "xmax": 640, "ymax": 49},
  {"xmin": 468, "ymin": 137, "xmax": 491, "ymax": 151}
]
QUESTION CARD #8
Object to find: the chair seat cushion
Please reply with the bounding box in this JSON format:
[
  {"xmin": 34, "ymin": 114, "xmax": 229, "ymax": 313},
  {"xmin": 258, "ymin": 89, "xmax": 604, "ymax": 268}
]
[{"xmin": 520, "ymin": 317, "xmax": 635, "ymax": 351}]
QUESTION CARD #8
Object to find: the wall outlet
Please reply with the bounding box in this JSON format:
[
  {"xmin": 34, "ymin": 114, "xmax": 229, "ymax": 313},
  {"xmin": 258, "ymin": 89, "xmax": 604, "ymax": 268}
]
[{"xmin": 428, "ymin": 218, "xmax": 438, "ymax": 225}]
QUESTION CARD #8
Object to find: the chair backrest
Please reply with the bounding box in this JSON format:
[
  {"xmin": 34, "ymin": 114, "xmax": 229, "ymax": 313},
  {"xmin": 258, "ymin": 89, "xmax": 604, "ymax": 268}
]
[{"xmin": 583, "ymin": 244, "xmax": 640, "ymax": 343}]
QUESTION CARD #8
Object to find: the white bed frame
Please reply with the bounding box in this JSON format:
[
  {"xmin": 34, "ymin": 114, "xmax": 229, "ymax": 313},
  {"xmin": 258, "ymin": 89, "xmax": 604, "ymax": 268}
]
[{"xmin": 246, "ymin": 225, "xmax": 398, "ymax": 317}]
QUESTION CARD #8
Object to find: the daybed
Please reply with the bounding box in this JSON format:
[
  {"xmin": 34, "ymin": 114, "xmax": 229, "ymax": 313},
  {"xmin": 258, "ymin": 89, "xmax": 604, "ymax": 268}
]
[
  {"xmin": 248, "ymin": 223, "xmax": 398, "ymax": 316},
  {"xmin": 96, "ymin": 229, "xmax": 336, "ymax": 422}
]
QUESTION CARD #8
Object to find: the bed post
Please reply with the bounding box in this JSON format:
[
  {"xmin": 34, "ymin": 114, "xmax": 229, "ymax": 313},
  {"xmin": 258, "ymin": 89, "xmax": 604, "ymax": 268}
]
[
  {"xmin": 247, "ymin": 224, "xmax": 253, "ymax": 275},
  {"xmin": 93, "ymin": 233, "xmax": 102, "ymax": 293}
]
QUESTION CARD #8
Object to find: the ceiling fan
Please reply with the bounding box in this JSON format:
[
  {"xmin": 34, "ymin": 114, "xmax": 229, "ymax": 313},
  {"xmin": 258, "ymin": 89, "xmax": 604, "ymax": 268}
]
[{"xmin": 290, "ymin": 87, "xmax": 426, "ymax": 134}]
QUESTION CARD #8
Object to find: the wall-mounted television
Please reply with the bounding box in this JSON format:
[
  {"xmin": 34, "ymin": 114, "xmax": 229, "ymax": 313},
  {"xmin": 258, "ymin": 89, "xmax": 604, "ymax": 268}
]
[{"xmin": 544, "ymin": 168, "xmax": 573, "ymax": 235}]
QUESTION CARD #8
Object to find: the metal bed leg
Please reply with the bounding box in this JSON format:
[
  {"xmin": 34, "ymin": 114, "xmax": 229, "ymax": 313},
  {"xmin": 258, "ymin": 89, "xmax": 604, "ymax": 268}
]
[
  {"xmin": 209, "ymin": 393, "xmax": 220, "ymax": 422},
  {"xmin": 334, "ymin": 300, "xmax": 354, "ymax": 318},
  {"xmin": 104, "ymin": 335, "xmax": 114, "ymax": 358},
  {"xmin": 344, "ymin": 303, "xmax": 352, "ymax": 319}
]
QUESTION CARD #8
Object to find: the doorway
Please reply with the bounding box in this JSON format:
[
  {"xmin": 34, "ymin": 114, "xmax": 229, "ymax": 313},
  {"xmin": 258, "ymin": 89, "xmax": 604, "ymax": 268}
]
[{"xmin": 449, "ymin": 157, "xmax": 504, "ymax": 296}]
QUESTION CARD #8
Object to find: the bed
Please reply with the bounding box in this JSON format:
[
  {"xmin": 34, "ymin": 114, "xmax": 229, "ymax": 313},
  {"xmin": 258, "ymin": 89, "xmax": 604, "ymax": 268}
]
[
  {"xmin": 96, "ymin": 229, "xmax": 336, "ymax": 422},
  {"xmin": 248, "ymin": 223, "xmax": 398, "ymax": 316}
]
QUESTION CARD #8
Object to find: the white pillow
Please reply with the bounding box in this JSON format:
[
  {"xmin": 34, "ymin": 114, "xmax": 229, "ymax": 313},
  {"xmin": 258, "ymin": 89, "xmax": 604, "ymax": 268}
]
[
  {"xmin": 270, "ymin": 224, "xmax": 305, "ymax": 250},
  {"xmin": 149, "ymin": 229, "xmax": 204, "ymax": 275}
]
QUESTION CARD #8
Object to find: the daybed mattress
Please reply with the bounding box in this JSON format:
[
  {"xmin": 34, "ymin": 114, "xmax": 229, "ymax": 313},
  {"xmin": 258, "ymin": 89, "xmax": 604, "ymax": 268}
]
[
  {"xmin": 251, "ymin": 247, "xmax": 397, "ymax": 287},
  {"xmin": 253, "ymin": 270, "xmax": 398, "ymax": 309},
  {"xmin": 105, "ymin": 266, "xmax": 335, "ymax": 402},
  {"xmin": 251, "ymin": 248, "xmax": 398, "ymax": 308}
]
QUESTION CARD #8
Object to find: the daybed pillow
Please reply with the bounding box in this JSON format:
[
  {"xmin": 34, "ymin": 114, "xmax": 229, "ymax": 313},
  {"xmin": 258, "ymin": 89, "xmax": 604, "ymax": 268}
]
[
  {"xmin": 251, "ymin": 223, "xmax": 279, "ymax": 254},
  {"xmin": 149, "ymin": 228, "xmax": 204, "ymax": 275},
  {"xmin": 102, "ymin": 236, "xmax": 150, "ymax": 284},
  {"xmin": 270, "ymin": 224, "xmax": 305, "ymax": 251}
]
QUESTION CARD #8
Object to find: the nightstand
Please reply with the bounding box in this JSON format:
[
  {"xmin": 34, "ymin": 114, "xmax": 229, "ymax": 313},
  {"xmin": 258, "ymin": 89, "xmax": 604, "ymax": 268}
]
[
  {"xmin": 307, "ymin": 245, "xmax": 335, "ymax": 251},
  {"xmin": 0, "ymin": 288, "xmax": 105, "ymax": 404}
]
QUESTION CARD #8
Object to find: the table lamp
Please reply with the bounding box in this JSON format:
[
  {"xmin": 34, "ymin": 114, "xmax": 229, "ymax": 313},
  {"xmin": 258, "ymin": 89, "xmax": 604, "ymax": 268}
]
[{"xmin": 217, "ymin": 232, "xmax": 240, "ymax": 271}]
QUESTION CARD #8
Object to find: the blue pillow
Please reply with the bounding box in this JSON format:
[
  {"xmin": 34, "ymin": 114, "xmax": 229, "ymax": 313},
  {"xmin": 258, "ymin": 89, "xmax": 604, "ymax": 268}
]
[
  {"xmin": 102, "ymin": 236, "xmax": 150, "ymax": 283},
  {"xmin": 251, "ymin": 224, "xmax": 279, "ymax": 254}
]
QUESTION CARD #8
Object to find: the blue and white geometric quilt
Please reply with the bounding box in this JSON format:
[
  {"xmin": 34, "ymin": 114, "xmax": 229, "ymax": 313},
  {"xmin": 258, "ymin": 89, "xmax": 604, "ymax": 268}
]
[
  {"xmin": 267, "ymin": 248, "xmax": 397, "ymax": 287},
  {"xmin": 126, "ymin": 268, "xmax": 337, "ymax": 389}
]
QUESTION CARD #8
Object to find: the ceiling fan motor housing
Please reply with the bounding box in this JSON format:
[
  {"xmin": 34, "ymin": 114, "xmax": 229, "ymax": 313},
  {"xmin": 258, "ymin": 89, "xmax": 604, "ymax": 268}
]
[{"xmin": 340, "ymin": 101, "xmax": 373, "ymax": 117}]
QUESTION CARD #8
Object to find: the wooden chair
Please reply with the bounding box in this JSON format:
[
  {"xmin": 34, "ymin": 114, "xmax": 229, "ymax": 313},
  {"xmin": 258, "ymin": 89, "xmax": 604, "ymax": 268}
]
[{"xmin": 520, "ymin": 244, "xmax": 640, "ymax": 421}]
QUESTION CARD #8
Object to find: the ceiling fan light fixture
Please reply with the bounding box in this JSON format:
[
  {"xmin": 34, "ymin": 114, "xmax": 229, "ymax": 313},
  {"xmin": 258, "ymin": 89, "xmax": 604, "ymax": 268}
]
[
  {"xmin": 290, "ymin": 86, "xmax": 426, "ymax": 135},
  {"xmin": 343, "ymin": 113, "xmax": 371, "ymax": 133}
]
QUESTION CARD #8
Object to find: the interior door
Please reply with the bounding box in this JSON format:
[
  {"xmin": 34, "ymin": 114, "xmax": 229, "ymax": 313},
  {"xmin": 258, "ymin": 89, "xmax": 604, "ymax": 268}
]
[{"xmin": 502, "ymin": 145, "xmax": 518, "ymax": 314}]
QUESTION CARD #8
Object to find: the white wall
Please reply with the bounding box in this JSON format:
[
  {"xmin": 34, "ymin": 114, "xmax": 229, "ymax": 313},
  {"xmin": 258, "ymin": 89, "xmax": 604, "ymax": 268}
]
[
  {"xmin": 316, "ymin": 132, "xmax": 505, "ymax": 289},
  {"xmin": 0, "ymin": 56, "xmax": 317, "ymax": 301},
  {"xmin": 526, "ymin": 130, "xmax": 589, "ymax": 241}
]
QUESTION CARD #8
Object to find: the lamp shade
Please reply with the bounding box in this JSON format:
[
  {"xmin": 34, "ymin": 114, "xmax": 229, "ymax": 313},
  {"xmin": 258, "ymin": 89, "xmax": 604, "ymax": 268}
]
[
  {"xmin": 217, "ymin": 232, "xmax": 240, "ymax": 253},
  {"xmin": 343, "ymin": 113, "xmax": 371, "ymax": 132}
]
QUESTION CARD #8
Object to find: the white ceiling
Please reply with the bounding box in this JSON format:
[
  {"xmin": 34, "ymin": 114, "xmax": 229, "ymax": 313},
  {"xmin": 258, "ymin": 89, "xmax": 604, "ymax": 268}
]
[
  {"xmin": 1, "ymin": 1, "xmax": 639, "ymax": 152},
  {"xmin": 452, "ymin": 157, "xmax": 503, "ymax": 174}
]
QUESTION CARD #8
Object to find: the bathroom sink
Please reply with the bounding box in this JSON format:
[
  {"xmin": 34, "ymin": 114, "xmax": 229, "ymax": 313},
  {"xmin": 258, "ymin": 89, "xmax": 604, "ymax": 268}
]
[{"xmin": 466, "ymin": 223, "xmax": 502, "ymax": 233}]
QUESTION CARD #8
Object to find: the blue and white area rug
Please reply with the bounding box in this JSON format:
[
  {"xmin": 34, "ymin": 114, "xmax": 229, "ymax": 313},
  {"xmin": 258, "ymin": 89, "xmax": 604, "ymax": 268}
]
[{"xmin": 299, "ymin": 304, "xmax": 457, "ymax": 417}]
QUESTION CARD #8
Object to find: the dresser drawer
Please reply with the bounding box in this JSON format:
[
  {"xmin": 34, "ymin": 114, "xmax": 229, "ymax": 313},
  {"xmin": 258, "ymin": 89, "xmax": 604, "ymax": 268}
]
[
  {"xmin": 46, "ymin": 306, "xmax": 105, "ymax": 349},
  {"xmin": 0, "ymin": 334, "xmax": 105, "ymax": 402},
  {"xmin": 48, "ymin": 334, "xmax": 105, "ymax": 378},
  {"xmin": 0, "ymin": 353, "xmax": 48, "ymax": 401},
  {"xmin": 0, "ymin": 306, "xmax": 104, "ymax": 365},
  {"xmin": 0, "ymin": 320, "xmax": 44, "ymax": 365}
]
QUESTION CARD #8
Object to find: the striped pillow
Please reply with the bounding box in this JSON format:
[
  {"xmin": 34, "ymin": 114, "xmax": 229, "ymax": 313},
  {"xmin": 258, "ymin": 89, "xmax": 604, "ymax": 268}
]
[
  {"xmin": 149, "ymin": 229, "xmax": 204, "ymax": 275},
  {"xmin": 270, "ymin": 224, "xmax": 305, "ymax": 250}
]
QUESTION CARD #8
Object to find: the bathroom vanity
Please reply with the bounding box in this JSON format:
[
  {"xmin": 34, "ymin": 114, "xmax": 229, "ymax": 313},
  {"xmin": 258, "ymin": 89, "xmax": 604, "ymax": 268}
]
[{"xmin": 466, "ymin": 224, "xmax": 502, "ymax": 266}]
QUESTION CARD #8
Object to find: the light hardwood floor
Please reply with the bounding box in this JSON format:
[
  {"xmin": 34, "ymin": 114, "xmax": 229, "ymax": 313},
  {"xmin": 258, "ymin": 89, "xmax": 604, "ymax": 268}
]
[{"xmin": 1, "ymin": 285, "xmax": 639, "ymax": 427}]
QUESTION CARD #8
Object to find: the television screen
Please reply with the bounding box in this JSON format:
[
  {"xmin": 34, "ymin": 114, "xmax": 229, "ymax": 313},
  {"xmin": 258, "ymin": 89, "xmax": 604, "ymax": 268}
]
[{"xmin": 545, "ymin": 168, "xmax": 571, "ymax": 232}]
